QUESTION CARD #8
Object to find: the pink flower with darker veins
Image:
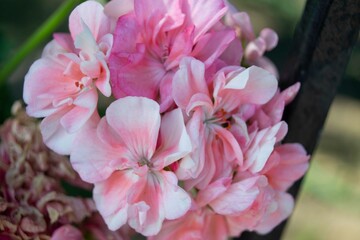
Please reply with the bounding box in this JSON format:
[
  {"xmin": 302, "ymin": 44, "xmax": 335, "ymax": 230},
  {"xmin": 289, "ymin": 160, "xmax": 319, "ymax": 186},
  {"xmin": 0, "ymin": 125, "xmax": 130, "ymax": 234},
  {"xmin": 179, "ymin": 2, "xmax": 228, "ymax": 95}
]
[
  {"xmin": 108, "ymin": 0, "xmax": 239, "ymax": 112},
  {"xmin": 70, "ymin": 96, "xmax": 192, "ymax": 236},
  {"xmin": 23, "ymin": 1, "xmax": 112, "ymax": 154}
]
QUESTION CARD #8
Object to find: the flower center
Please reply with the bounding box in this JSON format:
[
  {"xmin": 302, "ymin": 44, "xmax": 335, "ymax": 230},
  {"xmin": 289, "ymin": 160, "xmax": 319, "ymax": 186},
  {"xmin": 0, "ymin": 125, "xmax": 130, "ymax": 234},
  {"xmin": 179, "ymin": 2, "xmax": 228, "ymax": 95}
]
[
  {"xmin": 204, "ymin": 108, "xmax": 232, "ymax": 129},
  {"xmin": 137, "ymin": 157, "xmax": 153, "ymax": 168}
]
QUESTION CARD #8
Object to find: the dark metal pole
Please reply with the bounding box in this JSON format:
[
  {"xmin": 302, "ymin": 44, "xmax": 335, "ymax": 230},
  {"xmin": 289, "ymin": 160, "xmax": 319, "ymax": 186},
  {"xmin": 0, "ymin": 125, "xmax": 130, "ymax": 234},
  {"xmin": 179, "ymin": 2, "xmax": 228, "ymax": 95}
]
[{"xmin": 236, "ymin": 0, "xmax": 360, "ymax": 239}]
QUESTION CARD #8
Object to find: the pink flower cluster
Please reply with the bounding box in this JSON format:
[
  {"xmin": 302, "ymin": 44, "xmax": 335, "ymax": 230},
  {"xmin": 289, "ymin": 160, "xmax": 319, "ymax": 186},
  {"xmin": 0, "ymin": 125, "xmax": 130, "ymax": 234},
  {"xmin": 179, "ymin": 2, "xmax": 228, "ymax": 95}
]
[{"xmin": 23, "ymin": 0, "xmax": 309, "ymax": 239}]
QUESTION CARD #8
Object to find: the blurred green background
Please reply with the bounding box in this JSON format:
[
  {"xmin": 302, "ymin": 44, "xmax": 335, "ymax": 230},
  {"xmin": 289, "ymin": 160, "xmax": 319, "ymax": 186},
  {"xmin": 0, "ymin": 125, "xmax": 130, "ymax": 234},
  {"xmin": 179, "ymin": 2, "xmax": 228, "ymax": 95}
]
[{"xmin": 0, "ymin": 0, "xmax": 359, "ymax": 239}]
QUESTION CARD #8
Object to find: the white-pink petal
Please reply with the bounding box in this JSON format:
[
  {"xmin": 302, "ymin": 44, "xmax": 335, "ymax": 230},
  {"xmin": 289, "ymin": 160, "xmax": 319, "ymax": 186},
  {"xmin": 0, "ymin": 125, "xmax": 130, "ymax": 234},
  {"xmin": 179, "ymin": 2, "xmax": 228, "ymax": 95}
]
[
  {"xmin": 105, "ymin": 97, "xmax": 161, "ymax": 161},
  {"xmin": 69, "ymin": 1, "xmax": 112, "ymax": 42},
  {"xmin": 94, "ymin": 170, "xmax": 138, "ymax": 230},
  {"xmin": 209, "ymin": 176, "xmax": 261, "ymax": 215},
  {"xmin": 152, "ymin": 108, "xmax": 192, "ymax": 169}
]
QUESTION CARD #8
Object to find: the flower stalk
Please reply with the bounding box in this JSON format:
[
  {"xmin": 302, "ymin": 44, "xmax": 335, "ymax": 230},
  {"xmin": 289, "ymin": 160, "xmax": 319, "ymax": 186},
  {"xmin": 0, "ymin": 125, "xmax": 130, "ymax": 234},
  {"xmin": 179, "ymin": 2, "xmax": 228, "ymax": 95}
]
[{"xmin": 0, "ymin": 0, "xmax": 84, "ymax": 86}]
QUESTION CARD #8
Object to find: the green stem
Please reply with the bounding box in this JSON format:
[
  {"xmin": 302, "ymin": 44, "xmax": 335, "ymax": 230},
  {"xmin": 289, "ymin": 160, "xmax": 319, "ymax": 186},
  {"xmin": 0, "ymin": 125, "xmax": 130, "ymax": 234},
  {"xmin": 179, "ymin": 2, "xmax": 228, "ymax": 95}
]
[{"xmin": 0, "ymin": 0, "xmax": 84, "ymax": 86}]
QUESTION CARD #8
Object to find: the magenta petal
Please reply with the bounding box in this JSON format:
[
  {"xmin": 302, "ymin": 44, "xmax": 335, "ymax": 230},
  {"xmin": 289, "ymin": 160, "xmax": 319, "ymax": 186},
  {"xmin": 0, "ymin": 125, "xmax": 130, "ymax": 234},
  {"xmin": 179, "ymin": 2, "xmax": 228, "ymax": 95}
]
[
  {"xmin": 159, "ymin": 73, "xmax": 175, "ymax": 112},
  {"xmin": 112, "ymin": 57, "xmax": 166, "ymax": 100},
  {"xmin": 105, "ymin": 97, "xmax": 161, "ymax": 160}
]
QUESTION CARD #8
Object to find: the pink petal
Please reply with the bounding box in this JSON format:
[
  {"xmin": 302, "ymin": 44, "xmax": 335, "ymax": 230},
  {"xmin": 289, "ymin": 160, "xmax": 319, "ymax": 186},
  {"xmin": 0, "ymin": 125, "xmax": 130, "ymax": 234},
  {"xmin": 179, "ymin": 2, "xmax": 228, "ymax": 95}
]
[
  {"xmin": 104, "ymin": 0, "xmax": 134, "ymax": 20},
  {"xmin": 224, "ymin": 65, "xmax": 278, "ymax": 105},
  {"xmin": 264, "ymin": 144, "xmax": 309, "ymax": 191},
  {"xmin": 134, "ymin": 0, "xmax": 185, "ymax": 33},
  {"xmin": 152, "ymin": 108, "xmax": 192, "ymax": 169},
  {"xmin": 184, "ymin": 0, "xmax": 227, "ymax": 42},
  {"xmin": 202, "ymin": 210, "xmax": 229, "ymax": 240},
  {"xmin": 219, "ymin": 38, "xmax": 243, "ymax": 66},
  {"xmin": 60, "ymin": 89, "xmax": 98, "ymax": 133},
  {"xmin": 176, "ymin": 109, "xmax": 206, "ymax": 181},
  {"xmin": 172, "ymin": 57, "xmax": 209, "ymax": 110},
  {"xmin": 40, "ymin": 108, "xmax": 99, "ymax": 155},
  {"xmin": 185, "ymin": 135, "xmax": 217, "ymax": 190},
  {"xmin": 69, "ymin": 1, "xmax": 112, "ymax": 41},
  {"xmin": 212, "ymin": 125, "xmax": 243, "ymax": 165},
  {"xmin": 149, "ymin": 211, "xmax": 203, "ymax": 240},
  {"xmin": 105, "ymin": 97, "xmax": 161, "ymax": 160},
  {"xmin": 164, "ymin": 26, "xmax": 195, "ymax": 70},
  {"xmin": 209, "ymin": 176, "xmax": 261, "ymax": 215},
  {"xmin": 243, "ymin": 122, "xmax": 288, "ymax": 173},
  {"xmin": 158, "ymin": 72, "xmax": 175, "ymax": 113},
  {"xmin": 51, "ymin": 225, "xmax": 83, "ymax": 240},
  {"xmin": 225, "ymin": 11, "xmax": 255, "ymax": 41},
  {"xmin": 70, "ymin": 119, "xmax": 123, "ymax": 183},
  {"xmin": 244, "ymin": 37, "xmax": 266, "ymax": 62},
  {"xmin": 160, "ymin": 171, "xmax": 191, "ymax": 220},
  {"xmin": 24, "ymin": 57, "xmax": 75, "ymax": 118},
  {"xmin": 112, "ymin": 56, "xmax": 166, "ymax": 100},
  {"xmin": 192, "ymin": 29, "xmax": 235, "ymax": 67},
  {"xmin": 127, "ymin": 173, "xmax": 163, "ymax": 236},
  {"xmin": 94, "ymin": 170, "xmax": 138, "ymax": 231},
  {"xmin": 282, "ymin": 82, "xmax": 301, "ymax": 105},
  {"xmin": 53, "ymin": 33, "xmax": 76, "ymax": 53},
  {"xmin": 255, "ymin": 192, "xmax": 294, "ymax": 234},
  {"xmin": 196, "ymin": 177, "xmax": 231, "ymax": 207},
  {"xmin": 94, "ymin": 58, "xmax": 112, "ymax": 97},
  {"xmin": 260, "ymin": 28, "xmax": 278, "ymax": 51},
  {"xmin": 250, "ymin": 56, "xmax": 279, "ymax": 80}
]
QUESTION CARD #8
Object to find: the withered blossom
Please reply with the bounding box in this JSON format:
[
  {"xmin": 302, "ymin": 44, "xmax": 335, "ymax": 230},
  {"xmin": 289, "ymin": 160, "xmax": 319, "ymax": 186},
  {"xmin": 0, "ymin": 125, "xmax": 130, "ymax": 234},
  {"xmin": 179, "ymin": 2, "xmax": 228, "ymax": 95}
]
[{"xmin": 0, "ymin": 102, "xmax": 94, "ymax": 239}]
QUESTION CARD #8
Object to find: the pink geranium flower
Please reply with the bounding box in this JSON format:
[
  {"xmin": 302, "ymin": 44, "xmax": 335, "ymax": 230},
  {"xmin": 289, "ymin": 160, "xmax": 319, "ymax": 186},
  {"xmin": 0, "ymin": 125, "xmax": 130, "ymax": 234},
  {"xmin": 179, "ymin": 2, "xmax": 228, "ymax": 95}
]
[
  {"xmin": 70, "ymin": 96, "xmax": 192, "ymax": 236},
  {"xmin": 23, "ymin": 1, "xmax": 112, "ymax": 154},
  {"xmin": 173, "ymin": 57, "xmax": 278, "ymax": 189},
  {"xmin": 109, "ymin": 0, "xmax": 238, "ymax": 111}
]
